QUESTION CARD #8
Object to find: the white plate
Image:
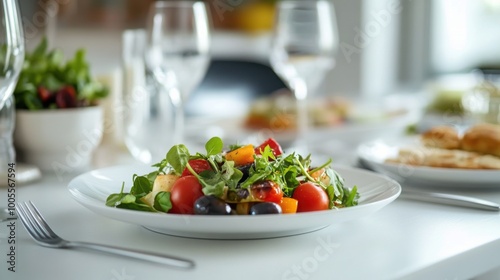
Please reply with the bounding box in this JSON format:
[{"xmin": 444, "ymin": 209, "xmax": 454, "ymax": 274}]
[
  {"xmin": 357, "ymin": 138, "xmax": 500, "ymax": 188},
  {"xmin": 68, "ymin": 164, "xmax": 401, "ymax": 239}
]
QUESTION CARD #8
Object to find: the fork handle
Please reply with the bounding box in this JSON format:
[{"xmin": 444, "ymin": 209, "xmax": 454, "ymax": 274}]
[{"xmin": 68, "ymin": 241, "xmax": 195, "ymax": 269}]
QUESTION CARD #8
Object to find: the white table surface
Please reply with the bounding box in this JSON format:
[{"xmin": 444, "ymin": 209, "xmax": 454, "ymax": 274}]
[{"xmin": 2, "ymin": 142, "xmax": 500, "ymax": 280}]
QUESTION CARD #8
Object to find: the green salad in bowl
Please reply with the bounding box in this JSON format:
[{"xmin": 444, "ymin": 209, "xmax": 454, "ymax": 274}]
[{"xmin": 13, "ymin": 37, "xmax": 108, "ymax": 110}]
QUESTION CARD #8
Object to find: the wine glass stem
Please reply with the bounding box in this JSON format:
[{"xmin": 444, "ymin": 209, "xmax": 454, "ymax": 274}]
[
  {"xmin": 292, "ymin": 79, "xmax": 309, "ymax": 153},
  {"xmin": 168, "ymin": 87, "xmax": 184, "ymax": 144},
  {"xmin": 297, "ymin": 98, "xmax": 308, "ymax": 136}
]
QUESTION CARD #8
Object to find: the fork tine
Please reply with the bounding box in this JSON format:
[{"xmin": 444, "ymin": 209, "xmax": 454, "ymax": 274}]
[
  {"xmin": 25, "ymin": 201, "xmax": 56, "ymax": 239},
  {"xmin": 16, "ymin": 202, "xmax": 43, "ymax": 241}
]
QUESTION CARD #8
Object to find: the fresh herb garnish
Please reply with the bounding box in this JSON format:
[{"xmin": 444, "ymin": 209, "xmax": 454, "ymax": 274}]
[
  {"xmin": 166, "ymin": 144, "xmax": 190, "ymax": 175},
  {"xmin": 153, "ymin": 192, "xmax": 172, "ymax": 212},
  {"xmin": 105, "ymin": 181, "xmax": 156, "ymax": 212}
]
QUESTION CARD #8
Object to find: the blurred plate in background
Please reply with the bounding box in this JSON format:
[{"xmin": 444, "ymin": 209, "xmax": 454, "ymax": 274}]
[
  {"xmin": 357, "ymin": 138, "xmax": 500, "ymax": 188},
  {"xmin": 186, "ymin": 93, "xmax": 422, "ymax": 149}
]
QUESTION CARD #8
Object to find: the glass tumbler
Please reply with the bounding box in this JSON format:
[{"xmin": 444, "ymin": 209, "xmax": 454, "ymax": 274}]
[{"xmin": 122, "ymin": 29, "xmax": 174, "ymax": 164}]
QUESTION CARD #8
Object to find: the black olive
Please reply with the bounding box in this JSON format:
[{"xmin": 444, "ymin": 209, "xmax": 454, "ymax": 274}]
[
  {"xmin": 194, "ymin": 195, "xmax": 232, "ymax": 215},
  {"xmin": 249, "ymin": 202, "xmax": 282, "ymax": 215},
  {"xmin": 236, "ymin": 163, "xmax": 254, "ymax": 181}
]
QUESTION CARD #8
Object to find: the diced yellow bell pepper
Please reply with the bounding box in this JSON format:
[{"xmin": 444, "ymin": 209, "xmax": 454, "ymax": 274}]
[
  {"xmin": 225, "ymin": 144, "xmax": 255, "ymax": 166},
  {"xmin": 279, "ymin": 197, "xmax": 298, "ymax": 214}
]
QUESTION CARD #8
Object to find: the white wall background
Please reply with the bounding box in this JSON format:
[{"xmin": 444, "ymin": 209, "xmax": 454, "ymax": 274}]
[
  {"xmin": 320, "ymin": 0, "xmax": 403, "ymax": 98},
  {"xmin": 430, "ymin": 0, "xmax": 500, "ymax": 74}
]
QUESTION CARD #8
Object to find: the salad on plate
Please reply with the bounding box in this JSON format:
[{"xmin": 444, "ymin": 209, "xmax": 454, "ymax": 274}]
[{"xmin": 106, "ymin": 137, "xmax": 359, "ymax": 215}]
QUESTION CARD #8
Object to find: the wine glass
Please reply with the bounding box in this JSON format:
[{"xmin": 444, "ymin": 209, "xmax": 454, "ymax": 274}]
[
  {"xmin": 145, "ymin": 1, "xmax": 211, "ymax": 145},
  {"xmin": 270, "ymin": 0, "xmax": 338, "ymax": 152},
  {"xmin": 0, "ymin": 0, "xmax": 25, "ymax": 168}
]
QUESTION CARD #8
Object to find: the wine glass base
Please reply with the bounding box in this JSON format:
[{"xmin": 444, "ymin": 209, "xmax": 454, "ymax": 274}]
[{"xmin": 0, "ymin": 163, "xmax": 41, "ymax": 187}]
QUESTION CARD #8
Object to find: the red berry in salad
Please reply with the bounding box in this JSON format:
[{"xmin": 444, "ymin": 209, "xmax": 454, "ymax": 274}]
[{"xmin": 55, "ymin": 85, "xmax": 78, "ymax": 108}]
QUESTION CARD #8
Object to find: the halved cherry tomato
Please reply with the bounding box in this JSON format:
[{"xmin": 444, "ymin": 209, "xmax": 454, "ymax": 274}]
[
  {"xmin": 169, "ymin": 176, "xmax": 204, "ymax": 214},
  {"xmin": 254, "ymin": 138, "xmax": 283, "ymax": 157},
  {"xmin": 181, "ymin": 159, "xmax": 212, "ymax": 177},
  {"xmin": 279, "ymin": 197, "xmax": 298, "ymax": 214},
  {"xmin": 292, "ymin": 182, "xmax": 329, "ymax": 212},
  {"xmin": 250, "ymin": 180, "xmax": 283, "ymax": 204},
  {"xmin": 225, "ymin": 144, "xmax": 255, "ymax": 166}
]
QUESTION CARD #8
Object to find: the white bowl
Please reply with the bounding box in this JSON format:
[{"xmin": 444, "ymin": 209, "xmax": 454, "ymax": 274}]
[{"xmin": 14, "ymin": 106, "xmax": 104, "ymax": 174}]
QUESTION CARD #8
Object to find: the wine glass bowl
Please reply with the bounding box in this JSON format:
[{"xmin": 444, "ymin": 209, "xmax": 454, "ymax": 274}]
[
  {"xmin": 145, "ymin": 1, "xmax": 211, "ymax": 145},
  {"xmin": 270, "ymin": 0, "xmax": 338, "ymax": 151},
  {"xmin": 270, "ymin": 0, "xmax": 338, "ymax": 98},
  {"xmin": 0, "ymin": 0, "xmax": 24, "ymax": 109}
]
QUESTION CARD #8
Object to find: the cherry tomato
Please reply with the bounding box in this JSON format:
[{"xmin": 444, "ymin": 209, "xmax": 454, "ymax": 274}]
[
  {"xmin": 279, "ymin": 197, "xmax": 298, "ymax": 214},
  {"xmin": 181, "ymin": 159, "xmax": 212, "ymax": 177},
  {"xmin": 250, "ymin": 180, "xmax": 283, "ymax": 204},
  {"xmin": 292, "ymin": 182, "xmax": 329, "ymax": 212},
  {"xmin": 254, "ymin": 138, "xmax": 283, "ymax": 157},
  {"xmin": 169, "ymin": 176, "xmax": 204, "ymax": 214}
]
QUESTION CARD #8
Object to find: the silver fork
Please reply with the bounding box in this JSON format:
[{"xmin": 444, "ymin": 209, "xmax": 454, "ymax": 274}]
[{"xmin": 16, "ymin": 201, "xmax": 195, "ymax": 269}]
